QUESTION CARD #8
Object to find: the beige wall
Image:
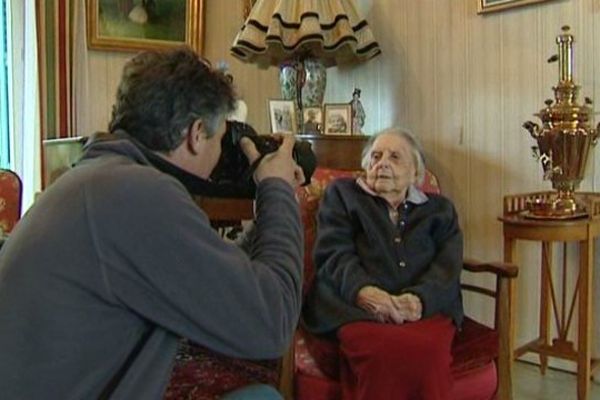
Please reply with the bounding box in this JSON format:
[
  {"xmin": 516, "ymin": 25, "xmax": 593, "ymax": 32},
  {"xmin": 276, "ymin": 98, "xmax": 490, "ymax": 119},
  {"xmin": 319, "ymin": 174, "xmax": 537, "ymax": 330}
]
[{"xmin": 75, "ymin": 0, "xmax": 600, "ymax": 373}]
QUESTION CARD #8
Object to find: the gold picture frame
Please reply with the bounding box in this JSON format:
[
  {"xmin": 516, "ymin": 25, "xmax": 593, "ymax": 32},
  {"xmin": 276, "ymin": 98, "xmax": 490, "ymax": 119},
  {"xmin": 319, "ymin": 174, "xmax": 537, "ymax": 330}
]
[
  {"xmin": 86, "ymin": 0, "xmax": 204, "ymax": 53},
  {"xmin": 302, "ymin": 106, "xmax": 323, "ymax": 134},
  {"xmin": 324, "ymin": 104, "xmax": 352, "ymax": 136},
  {"xmin": 268, "ymin": 99, "xmax": 297, "ymax": 135},
  {"xmin": 477, "ymin": 0, "xmax": 558, "ymax": 14}
]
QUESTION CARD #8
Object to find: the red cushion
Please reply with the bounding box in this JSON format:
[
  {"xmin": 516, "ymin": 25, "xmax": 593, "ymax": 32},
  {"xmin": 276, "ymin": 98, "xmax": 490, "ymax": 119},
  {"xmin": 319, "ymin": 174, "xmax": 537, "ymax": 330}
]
[
  {"xmin": 296, "ymin": 318, "xmax": 499, "ymax": 394},
  {"xmin": 451, "ymin": 317, "xmax": 499, "ymax": 377},
  {"xmin": 296, "ymin": 326, "xmax": 339, "ymax": 379},
  {"xmin": 296, "ymin": 372, "xmax": 342, "ymax": 400},
  {"xmin": 295, "ymin": 324, "xmax": 498, "ymax": 400},
  {"xmin": 451, "ymin": 362, "xmax": 497, "ymax": 400},
  {"xmin": 0, "ymin": 169, "xmax": 22, "ymax": 233},
  {"xmin": 421, "ymin": 170, "xmax": 441, "ymax": 195}
]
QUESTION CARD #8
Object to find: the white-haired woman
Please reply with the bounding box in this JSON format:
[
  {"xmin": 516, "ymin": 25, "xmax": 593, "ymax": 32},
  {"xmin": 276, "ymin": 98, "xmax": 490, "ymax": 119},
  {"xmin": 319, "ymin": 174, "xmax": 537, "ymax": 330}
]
[{"xmin": 303, "ymin": 127, "xmax": 463, "ymax": 400}]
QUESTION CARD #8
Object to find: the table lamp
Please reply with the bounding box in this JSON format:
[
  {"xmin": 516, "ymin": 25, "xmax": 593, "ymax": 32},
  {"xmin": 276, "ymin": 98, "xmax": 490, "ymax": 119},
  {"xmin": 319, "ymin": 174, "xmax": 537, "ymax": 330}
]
[{"xmin": 230, "ymin": 0, "xmax": 381, "ymax": 128}]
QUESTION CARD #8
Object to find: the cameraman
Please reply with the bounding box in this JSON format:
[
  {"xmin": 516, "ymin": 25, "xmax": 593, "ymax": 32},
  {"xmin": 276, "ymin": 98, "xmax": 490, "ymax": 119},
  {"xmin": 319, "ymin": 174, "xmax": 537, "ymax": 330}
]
[{"xmin": 0, "ymin": 48, "xmax": 303, "ymax": 399}]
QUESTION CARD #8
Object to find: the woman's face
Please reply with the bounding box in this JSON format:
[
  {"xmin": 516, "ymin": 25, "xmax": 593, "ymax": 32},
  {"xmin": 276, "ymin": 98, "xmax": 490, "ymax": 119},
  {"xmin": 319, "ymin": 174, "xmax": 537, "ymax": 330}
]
[{"xmin": 365, "ymin": 134, "xmax": 417, "ymax": 197}]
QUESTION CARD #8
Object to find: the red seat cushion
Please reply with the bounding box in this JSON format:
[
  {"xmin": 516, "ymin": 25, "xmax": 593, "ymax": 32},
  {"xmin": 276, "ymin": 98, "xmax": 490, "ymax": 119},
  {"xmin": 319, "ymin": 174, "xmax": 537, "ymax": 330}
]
[
  {"xmin": 451, "ymin": 362, "xmax": 498, "ymax": 400},
  {"xmin": 451, "ymin": 317, "xmax": 499, "ymax": 377},
  {"xmin": 296, "ymin": 317, "xmax": 499, "ymax": 396}
]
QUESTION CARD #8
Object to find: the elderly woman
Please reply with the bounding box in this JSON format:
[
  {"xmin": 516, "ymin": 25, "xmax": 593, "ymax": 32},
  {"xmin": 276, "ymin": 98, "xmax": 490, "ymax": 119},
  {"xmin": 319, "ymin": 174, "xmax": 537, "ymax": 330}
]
[{"xmin": 303, "ymin": 127, "xmax": 463, "ymax": 400}]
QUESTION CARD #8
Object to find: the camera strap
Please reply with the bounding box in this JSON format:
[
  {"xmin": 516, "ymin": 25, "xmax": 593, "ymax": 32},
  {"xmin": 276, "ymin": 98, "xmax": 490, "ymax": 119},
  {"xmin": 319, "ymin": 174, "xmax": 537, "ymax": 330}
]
[{"xmin": 241, "ymin": 153, "xmax": 268, "ymax": 183}]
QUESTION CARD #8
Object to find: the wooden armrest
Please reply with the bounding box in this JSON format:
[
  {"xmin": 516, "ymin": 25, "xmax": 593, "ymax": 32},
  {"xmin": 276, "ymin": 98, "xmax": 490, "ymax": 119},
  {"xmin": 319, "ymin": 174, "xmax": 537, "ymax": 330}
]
[{"xmin": 463, "ymin": 258, "xmax": 518, "ymax": 278}]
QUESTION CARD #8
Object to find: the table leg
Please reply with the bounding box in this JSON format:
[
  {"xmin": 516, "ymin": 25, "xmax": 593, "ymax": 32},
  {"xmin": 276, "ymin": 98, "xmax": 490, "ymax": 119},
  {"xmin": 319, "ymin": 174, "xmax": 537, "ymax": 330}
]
[
  {"xmin": 501, "ymin": 236, "xmax": 516, "ymax": 400},
  {"xmin": 577, "ymin": 239, "xmax": 593, "ymax": 400},
  {"xmin": 539, "ymin": 241, "xmax": 552, "ymax": 374},
  {"xmin": 504, "ymin": 236, "xmax": 517, "ymax": 363}
]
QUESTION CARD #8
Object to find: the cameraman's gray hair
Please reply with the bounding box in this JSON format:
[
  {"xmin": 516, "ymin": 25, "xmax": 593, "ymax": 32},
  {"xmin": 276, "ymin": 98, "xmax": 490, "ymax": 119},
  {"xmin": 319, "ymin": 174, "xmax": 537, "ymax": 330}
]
[{"xmin": 361, "ymin": 127, "xmax": 426, "ymax": 185}]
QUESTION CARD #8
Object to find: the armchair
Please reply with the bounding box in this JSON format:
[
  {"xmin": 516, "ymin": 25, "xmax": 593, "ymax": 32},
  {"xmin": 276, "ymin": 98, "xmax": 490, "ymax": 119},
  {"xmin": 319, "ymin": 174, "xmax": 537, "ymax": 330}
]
[{"xmin": 281, "ymin": 134, "xmax": 518, "ymax": 400}]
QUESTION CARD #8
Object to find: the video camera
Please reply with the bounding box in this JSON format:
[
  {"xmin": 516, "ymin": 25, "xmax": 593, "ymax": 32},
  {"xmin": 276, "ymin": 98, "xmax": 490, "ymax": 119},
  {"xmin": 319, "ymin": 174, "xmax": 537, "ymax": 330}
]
[{"xmin": 210, "ymin": 121, "xmax": 316, "ymax": 198}]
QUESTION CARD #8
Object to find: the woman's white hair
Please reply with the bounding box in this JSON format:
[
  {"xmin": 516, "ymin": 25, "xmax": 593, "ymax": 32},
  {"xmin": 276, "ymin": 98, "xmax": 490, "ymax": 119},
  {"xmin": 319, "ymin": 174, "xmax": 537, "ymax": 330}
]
[{"xmin": 360, "ymin": 127, "xmax": 426, "ymax": 185}]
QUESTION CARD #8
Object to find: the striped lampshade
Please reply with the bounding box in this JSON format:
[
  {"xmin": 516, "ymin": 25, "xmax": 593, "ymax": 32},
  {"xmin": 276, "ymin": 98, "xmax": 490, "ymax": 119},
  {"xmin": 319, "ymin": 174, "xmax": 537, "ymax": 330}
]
[{"xmin": 230, "ymin": 0, "xmax": 381, "ymax": 68}]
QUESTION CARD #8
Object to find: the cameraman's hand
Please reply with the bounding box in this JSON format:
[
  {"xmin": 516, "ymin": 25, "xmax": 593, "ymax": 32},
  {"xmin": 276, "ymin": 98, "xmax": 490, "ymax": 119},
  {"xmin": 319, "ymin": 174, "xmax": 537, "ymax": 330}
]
[
  {"xmin": 239, "ymin": 136, "xmax": 261, "ymax": 164},
  {"xmin": 239, "ymin": 135, "xmax": 304, "ymax": 188}
]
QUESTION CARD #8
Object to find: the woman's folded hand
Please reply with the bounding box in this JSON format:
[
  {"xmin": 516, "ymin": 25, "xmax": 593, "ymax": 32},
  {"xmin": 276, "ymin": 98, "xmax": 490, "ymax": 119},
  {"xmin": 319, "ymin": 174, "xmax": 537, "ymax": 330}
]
[
  {"xmin": 391, "ymin": 293, "xmax": 422, "ymax": 322},
  {"xmin": 356, "ymin": 286, "xmax": 405, "ymax": 324}
]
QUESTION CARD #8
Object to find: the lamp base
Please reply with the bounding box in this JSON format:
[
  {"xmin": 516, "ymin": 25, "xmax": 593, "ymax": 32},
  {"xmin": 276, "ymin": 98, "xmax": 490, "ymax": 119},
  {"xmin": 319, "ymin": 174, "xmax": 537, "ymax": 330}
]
[{"xmin": 279, "ymin": 57, "xmax": 327, "ymax": 109}]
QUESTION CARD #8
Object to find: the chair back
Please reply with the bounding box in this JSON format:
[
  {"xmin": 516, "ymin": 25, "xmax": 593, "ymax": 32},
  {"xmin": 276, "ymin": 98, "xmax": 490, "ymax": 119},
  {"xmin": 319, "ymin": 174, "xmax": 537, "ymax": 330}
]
[
  {"xmin": 296, "ymin": 134, "xmax": 440, "ymax": 295},
  {"xmin": 0, "ymin": 169, "xmax": 22, "ymax": 234}
]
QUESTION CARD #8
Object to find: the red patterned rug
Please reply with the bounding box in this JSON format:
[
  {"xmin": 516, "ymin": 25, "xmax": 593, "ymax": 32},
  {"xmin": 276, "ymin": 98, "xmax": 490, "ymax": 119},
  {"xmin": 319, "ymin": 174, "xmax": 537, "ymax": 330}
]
[{"xmin": 163, "ymin": 340, "xmax": 279, "ymax": 400}]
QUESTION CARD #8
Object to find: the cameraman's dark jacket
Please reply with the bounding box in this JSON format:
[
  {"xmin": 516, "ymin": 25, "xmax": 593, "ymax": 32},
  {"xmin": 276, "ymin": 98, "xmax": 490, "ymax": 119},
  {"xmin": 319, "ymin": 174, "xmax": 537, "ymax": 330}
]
[{"xmin": 0, "ymin": 132, "xmax": 303, "ymax": 399}]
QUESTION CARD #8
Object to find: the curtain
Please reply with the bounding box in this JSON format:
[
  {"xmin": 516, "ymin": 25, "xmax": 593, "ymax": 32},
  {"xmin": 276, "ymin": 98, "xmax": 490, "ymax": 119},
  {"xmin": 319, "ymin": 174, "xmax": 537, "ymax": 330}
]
[
  {"xmin": 36, "ymin": 0, "xmax": 80, "ymax": 192},
  {"xmin": 36, "ymin": 0, "xmax": 75, "ymax": 141},
  {"xmin": 9, "ymin": 0, "xmax": 41, "ymax": 210}
]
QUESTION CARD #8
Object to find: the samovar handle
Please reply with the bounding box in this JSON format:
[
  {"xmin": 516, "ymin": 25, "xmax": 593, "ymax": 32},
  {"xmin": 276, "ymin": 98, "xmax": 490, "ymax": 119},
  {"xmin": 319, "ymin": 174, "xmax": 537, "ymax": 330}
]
[{"xmin": 523, "ymin": 121, "xmax": 541, "ymax": 138}]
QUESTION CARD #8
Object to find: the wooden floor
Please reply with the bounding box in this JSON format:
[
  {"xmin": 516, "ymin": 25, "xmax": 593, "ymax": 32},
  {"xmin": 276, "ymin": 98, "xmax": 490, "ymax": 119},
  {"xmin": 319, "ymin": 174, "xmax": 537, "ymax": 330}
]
[{"xmin": 513, "ymin": 361, "xmax": 600, "ymax": 400}]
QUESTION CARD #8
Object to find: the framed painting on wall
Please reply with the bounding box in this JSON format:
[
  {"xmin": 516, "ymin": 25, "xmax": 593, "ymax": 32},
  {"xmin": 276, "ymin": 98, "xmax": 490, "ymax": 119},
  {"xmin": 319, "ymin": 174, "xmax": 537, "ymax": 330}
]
[
  {"xmin": 477, "ymin": 0, "xmax": 558, "ymax": 14},
  {"xmin": 87, "ymin": 0, "xmax": 204, "ymax": 53}
]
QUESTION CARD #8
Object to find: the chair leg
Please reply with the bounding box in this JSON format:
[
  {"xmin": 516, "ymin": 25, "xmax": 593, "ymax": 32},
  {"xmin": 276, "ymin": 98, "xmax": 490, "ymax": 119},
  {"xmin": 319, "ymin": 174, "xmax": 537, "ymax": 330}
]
[
  {"xmin": 278, "ymin": 341, "xmax": 295, "ymax": 400},
  {"xmin": 496, "ymin": 277, "xmax": 514, "ymax": 400}
]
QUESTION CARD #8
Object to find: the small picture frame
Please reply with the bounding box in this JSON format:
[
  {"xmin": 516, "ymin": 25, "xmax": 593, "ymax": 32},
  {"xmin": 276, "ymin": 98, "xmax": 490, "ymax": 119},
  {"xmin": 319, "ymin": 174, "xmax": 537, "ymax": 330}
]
[
  {"xmin": 302, "ymin": 107, "xmax": 323, "ymax": 134},
  {"xmin": 268, "ymin": 99, "xmax": 297, "ymax": 134},
  {"xmin": 324, "ymin": 104, "xmax": 352, "ymax": 136}
]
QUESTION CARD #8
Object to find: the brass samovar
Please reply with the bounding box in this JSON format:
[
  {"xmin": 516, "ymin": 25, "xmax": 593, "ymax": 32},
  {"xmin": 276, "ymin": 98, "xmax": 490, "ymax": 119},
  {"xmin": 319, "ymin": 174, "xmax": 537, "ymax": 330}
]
[{"xmin": 523, "ymin": 26, "xmax": 599, "ymax": 218}]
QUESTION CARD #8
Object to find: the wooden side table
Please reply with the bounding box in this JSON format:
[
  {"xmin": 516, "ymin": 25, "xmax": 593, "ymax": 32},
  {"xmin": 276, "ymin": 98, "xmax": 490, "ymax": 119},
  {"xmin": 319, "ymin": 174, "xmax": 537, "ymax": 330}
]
[{"xmin": 500, "ymin": 192, "xmax": 600, "ymax": 400}]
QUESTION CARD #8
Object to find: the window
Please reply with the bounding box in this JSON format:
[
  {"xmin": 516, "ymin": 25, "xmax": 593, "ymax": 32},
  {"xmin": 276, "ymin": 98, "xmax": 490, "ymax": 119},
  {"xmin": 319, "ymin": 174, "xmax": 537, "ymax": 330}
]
[
  {"xmin": 3, "ymin": 0, "xmax": 41, "ymax": 210},
  {"xmin": 0, "ymin": 0, "xmax": 10, "ymax": 169}
]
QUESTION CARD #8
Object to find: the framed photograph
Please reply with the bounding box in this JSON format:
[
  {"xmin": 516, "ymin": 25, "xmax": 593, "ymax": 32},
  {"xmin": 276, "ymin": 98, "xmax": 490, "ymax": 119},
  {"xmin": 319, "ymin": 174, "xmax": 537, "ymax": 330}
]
[
  {"xmin": 268, "ymin": 100, "xmax": 297, "ymax": 134},
  {"xmin": 302, "ymin": 107, "xmax": 323, "ymax": 134},
  {"xmin": 324, "ymin": 104, "xmax": 352, "ymax": 136},
  {"xmin": 477, "ymin": 0, "xmax": 558, "ymax": 14},
  {"xmin": 86, "ymin": 0, "xmax": 204, "ymax": 53}
]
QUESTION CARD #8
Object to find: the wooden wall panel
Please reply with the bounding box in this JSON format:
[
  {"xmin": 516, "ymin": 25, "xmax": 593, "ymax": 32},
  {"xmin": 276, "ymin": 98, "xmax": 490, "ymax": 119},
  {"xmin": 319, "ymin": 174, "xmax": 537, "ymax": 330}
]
[{"xmin": 431, "ymin": 0, "xmax": 468, "ymax": 230}]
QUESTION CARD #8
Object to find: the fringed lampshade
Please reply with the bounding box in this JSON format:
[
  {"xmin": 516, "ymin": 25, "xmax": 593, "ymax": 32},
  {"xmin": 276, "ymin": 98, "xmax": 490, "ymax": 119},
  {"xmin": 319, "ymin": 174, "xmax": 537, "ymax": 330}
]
[{"xmin": 231, "ymin": 0, "xmax": 381, "ymax": 125}]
